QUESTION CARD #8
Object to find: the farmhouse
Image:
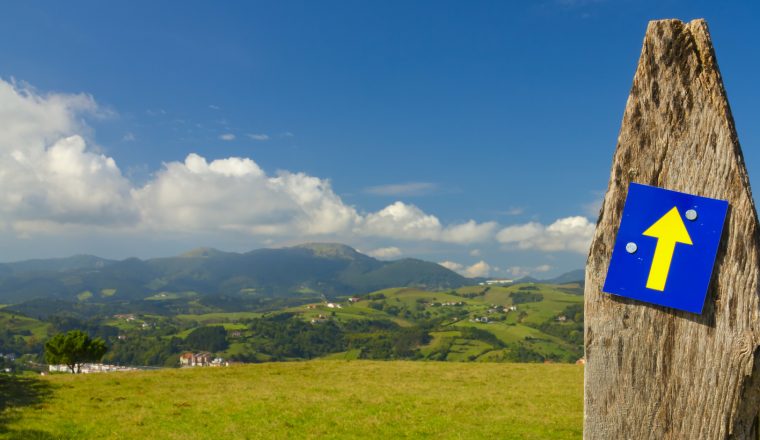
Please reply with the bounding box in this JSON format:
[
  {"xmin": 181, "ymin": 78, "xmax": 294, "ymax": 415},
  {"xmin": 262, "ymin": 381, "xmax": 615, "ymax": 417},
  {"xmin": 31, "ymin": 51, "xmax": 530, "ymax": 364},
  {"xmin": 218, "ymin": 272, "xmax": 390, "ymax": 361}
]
[{"xmin": 179, "ymin": 352, "xmax": 213, "ymax": 367}]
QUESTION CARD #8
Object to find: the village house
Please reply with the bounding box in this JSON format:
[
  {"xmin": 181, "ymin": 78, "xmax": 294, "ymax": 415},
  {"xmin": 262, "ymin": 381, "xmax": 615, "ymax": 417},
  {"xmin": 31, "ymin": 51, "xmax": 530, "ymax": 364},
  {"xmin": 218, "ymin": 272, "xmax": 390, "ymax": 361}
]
[
  {"xmin": 179, "ymin": 352, "xmax": 213, "ymax": 367},
  {"xmin": 348, "ymin": 296, "xmax": 360, "ymax": 303},
  {"xmin": 113, "ymin": 314, "xmax": 136, "ymax": 321},
  {"xmin": 229, "ymin": 330, "xmax": 242, "ymax": 338},
  {"xmin": 326, "ymin": 302, "xmax": 342, "ymax": 309}
]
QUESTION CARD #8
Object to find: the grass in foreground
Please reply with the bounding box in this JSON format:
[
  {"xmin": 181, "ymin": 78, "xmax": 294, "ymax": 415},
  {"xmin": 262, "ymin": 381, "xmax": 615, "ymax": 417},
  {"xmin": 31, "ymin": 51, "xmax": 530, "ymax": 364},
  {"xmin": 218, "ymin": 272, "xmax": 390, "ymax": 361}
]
[{"xmin": 1, "ymin": 361, "xmax": 582, "ymax": 439}]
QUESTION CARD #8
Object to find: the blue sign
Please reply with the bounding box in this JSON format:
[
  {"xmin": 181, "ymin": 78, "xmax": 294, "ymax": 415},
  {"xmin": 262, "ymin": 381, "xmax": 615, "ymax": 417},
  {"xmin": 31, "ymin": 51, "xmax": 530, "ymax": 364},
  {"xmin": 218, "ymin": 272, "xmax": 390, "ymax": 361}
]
[{"xmin": 603, "ymin": 183, "xmax": 728, "ymax": 314}]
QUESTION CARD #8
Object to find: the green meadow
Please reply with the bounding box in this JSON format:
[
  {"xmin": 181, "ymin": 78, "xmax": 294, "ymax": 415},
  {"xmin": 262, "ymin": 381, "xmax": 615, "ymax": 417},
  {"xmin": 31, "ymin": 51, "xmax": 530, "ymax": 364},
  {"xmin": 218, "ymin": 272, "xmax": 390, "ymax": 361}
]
[{"xmin": 0, "ymin": 361, "xmax": 583, "ymax": 439}]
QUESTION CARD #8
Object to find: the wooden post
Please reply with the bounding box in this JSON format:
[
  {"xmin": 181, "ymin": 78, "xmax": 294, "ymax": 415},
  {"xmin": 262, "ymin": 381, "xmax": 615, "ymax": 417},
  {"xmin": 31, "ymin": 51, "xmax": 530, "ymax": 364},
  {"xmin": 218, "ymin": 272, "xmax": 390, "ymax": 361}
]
[{"xmin": 584, "ymin": 19, "xmax": 760, "ymax": 439}]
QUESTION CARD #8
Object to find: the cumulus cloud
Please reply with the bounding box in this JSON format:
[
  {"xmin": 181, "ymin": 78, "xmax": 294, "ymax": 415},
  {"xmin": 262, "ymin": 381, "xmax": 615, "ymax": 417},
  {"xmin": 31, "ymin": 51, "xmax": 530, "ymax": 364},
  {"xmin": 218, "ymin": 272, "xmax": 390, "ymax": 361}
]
[
  {"xmin": 133, "ymin": 153, "xmax": 359, "ymax": 236},
  {"xmin": 441, "ymin": 220, "xmax": 498, "ymax": 244},
  {"xmin": 464, "ymin": 260, "xmax": 491, "ymax": 278},
  {"xmin": 439, "ymin": 260, "xmax": 463, "ymax": 272},
  {"xmin": 0, "ymin": 80, "xmax": 137, "ymax": 231},
  {"xmin": 496, "ymin": 216, "xmax": 594, "ymax": 254},
  {"xmin": 439, "ymin": 260, "xmax": 491, "ymax": 278},
  {"xmin": 367, "ymin": 246, "xmax": 402, "ymax": 259},
  {"xmin": 360, "ymin": 202, "xmax": 495, "ymax": 243},
  {"xmin": 219, "ymin": 133, "xmax": 236, "ymax": 141},
  {"xmin": 507, "ymin": 264, "xmax": 552, "ymax": 279}
]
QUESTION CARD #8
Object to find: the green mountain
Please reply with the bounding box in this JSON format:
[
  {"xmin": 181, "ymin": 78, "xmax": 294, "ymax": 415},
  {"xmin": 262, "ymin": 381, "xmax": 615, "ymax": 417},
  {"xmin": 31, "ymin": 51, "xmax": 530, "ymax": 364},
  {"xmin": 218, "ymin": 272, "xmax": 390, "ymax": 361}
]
[
  {"xmin": 514, "ymin": 269, "xmax": 585, "ymax": 286},
  {"xmin": 543, "ymin": 269, "xmax": 584, "ymax": 285},
  {"xmin": 0, "ymin": 243, "xmax": 471, "ymax": 305}
]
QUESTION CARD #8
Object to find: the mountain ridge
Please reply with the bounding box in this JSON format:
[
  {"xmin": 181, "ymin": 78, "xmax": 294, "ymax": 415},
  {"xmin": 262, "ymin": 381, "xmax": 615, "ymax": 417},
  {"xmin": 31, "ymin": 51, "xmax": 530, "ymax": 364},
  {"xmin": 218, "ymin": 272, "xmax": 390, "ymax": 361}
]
[{"xmin": 0, "ymin": 243, "xmax": 471, "ymax": 305}]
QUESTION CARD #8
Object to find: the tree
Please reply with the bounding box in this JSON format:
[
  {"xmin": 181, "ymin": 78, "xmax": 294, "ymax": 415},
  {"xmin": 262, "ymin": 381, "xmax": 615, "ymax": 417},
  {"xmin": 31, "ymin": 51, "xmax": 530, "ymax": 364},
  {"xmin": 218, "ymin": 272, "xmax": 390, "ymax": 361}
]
[
  {"xmin": 185, "ymin": 326, "xmax": 228, "ymax": 352},
  {"xmin": 45, "ymin": 330, "xmax": 107, "ymax": 373}
]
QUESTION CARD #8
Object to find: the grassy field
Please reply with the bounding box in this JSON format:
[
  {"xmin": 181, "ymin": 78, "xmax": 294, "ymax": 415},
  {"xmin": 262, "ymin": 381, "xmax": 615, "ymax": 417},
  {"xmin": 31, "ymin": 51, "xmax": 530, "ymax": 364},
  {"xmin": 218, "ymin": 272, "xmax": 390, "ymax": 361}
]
[{"xmin": 0, "ymin": 361, "xmax": 583, "ymax": 439}]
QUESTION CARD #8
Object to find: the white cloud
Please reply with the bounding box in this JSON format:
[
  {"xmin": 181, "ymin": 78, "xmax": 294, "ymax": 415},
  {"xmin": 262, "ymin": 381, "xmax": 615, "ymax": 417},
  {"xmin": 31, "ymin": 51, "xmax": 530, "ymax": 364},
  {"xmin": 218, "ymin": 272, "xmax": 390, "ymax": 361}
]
[
  {"xmin": 464, "ymin": 260, "xmax": 491, "ymax": 278},
  {"xmin": 469, "ymin": 249, "xmax": 481, "ymax": 257},
  {"xmin": 439, "ymin": 260, "xmax": 491, "ymax": 278},
  {"xmin": 535, "ymin": 264, "xmax": 552, "ymax": 272},
  {"xmin": 362, "ymin": 202, "xmax": 441, "ymax": 240},
  {"xmin": 133, "ymin": 153, "xmax": 359, "ymax": 236},
  {"xmin": 364, "ymin": 182, "xmax": 438, "ymax": 196},
  {"xmin": 247, "ymin": 133, "xmax": 270, "ymax": 141},
  {"xmin": 367, "ymin": 246, "xmax": 402, "ymax": 259},
  {"xmin": 441, "ymin": 220, "xmax": 498, "ymax": 244},
  {"xmin": 0, "ymin": 80, "xmax": 137, "ymax": 230},
  {"xmin": 219, "ymin": 133, "xmax": 236, "ymax": 141},
  {"xmin": 208, "ymin": 105, "xmax": 220, "ymax": 110},
  {"xmin": 507, "ymin": 264, "xmax": 552, "ymax": 279},
  {"xmin": 496, "ymin": 216, "xmax": 594, "ymax": 254},
  {"xmin": 439, "ymin": 260, "xmax": 464, "ymax": 272},
  {"xmin": 360, "ymin": 202, "xmax": 495, "ymax": 243}
]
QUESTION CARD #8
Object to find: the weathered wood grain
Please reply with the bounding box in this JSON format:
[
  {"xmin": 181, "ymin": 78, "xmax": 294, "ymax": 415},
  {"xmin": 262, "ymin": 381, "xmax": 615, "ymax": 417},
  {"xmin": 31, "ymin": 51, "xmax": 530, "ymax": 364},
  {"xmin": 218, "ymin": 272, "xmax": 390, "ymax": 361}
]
[{"xmin": 584, "ymin": 19, "xmax": 760, "ymax": 439}]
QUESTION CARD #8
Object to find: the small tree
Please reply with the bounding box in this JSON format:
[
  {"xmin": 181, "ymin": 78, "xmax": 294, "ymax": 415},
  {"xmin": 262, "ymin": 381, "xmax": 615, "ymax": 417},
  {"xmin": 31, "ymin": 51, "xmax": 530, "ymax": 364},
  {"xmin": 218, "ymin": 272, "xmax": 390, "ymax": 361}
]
[{"xmin": 45, "ymin": 330, "xmax": 107, "ymax": 373}]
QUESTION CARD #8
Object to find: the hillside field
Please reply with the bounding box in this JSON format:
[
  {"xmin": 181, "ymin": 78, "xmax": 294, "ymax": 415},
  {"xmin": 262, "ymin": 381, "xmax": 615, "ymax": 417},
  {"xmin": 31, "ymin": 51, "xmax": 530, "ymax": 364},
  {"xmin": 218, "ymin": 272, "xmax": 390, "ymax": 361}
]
[{"xmin": 0, "ymin": 361, "xmax": 583, "ymax": 439}]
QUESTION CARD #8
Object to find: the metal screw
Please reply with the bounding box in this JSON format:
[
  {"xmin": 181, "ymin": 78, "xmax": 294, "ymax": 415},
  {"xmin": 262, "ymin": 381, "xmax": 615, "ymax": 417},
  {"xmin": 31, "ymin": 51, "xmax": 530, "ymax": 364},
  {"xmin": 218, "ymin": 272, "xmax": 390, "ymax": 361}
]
[
  {"xmin": 625, "ymin": 242, "xmax": 638, "ymax": 254},
  {"xmin": 685, "ymin": 209, "xmax": 697, "ymax": 221}
]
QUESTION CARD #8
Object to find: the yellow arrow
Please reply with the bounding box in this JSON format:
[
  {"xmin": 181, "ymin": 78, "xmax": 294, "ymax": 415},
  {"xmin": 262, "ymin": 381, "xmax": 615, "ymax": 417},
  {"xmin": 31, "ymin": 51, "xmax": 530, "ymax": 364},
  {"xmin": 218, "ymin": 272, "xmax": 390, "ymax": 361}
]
[{"xmin": 642, "ymin": 207, "xmax": 693, "ymax": 291}]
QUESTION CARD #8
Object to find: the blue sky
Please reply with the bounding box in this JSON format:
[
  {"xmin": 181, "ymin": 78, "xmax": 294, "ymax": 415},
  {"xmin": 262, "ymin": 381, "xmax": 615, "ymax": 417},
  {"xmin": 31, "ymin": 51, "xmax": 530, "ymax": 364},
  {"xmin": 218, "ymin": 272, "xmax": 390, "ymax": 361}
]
[{"xmin": 0, "ymin": 1, "xmax": 758, "ymax": 278}]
